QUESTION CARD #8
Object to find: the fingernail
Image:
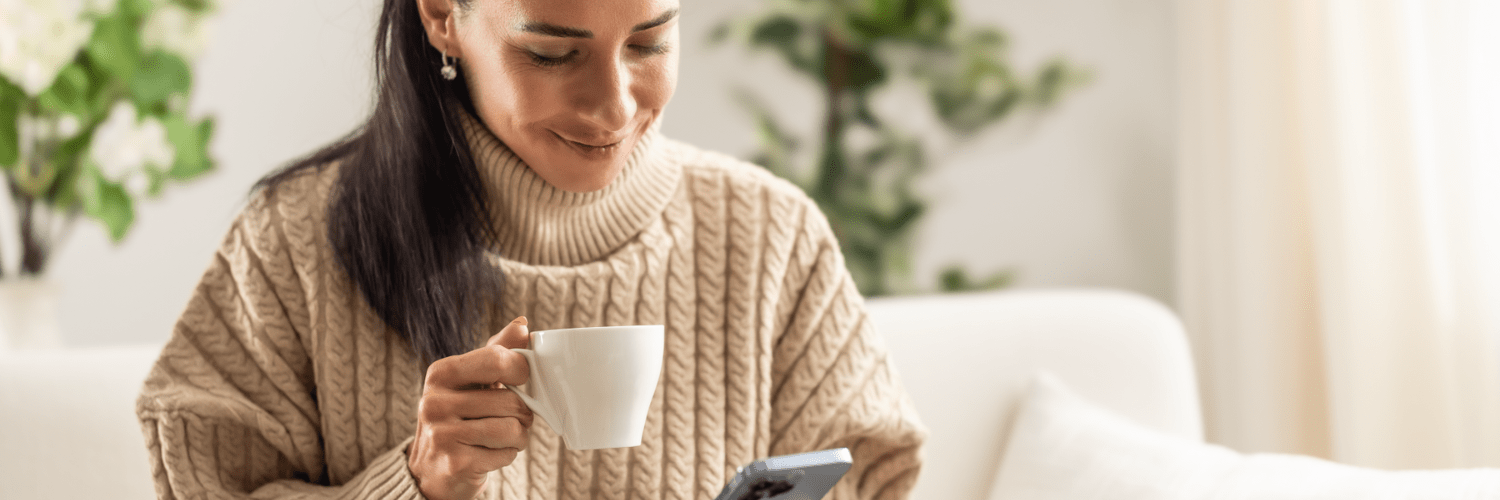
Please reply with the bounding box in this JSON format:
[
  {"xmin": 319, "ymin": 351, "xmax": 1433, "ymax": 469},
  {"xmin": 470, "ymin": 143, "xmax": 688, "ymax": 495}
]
[{"xmin": 512, "ymin": 316, "xmax": 528, "ymax": 326}]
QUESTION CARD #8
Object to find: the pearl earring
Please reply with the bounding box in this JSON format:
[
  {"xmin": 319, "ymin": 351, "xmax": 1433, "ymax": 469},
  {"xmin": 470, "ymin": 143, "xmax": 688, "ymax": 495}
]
[{"xmin": 441, "ymin": 49, "xmax": 458, "ymax": 80}]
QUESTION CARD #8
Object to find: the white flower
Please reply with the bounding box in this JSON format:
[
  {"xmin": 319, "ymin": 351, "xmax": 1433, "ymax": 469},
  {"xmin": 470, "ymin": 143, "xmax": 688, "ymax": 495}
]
[
  {"xmin": 56, "ymin": 114, "xmax": 79, "ymax": 137},
  {"xmin": 0, "ymin": 0, "xmax": 94, "ymax": 96},
  {"xmin": 89, "ymin": 102, "xmax": 176, "ymax": 181},
  {"xmin": 82, "ymin": 0, "xmax": 114, "ymax": 15},
  {"xmin": 141, "ymin": 3, "xmax": 213, "ymax": 59},
  {"xmin": 123, "ymin": 170, "xmax": 151, "ymax": 196}
]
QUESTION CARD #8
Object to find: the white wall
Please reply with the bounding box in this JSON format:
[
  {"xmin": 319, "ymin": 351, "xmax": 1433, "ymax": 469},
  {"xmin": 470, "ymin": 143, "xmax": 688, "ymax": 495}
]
[
  {"xmin": 51, "ymin": 0, "xmax": 1174, "ymax": 347},
  {"xmin": 927, "ymin": 0, "xmax": 1174, "ymax": 303}
]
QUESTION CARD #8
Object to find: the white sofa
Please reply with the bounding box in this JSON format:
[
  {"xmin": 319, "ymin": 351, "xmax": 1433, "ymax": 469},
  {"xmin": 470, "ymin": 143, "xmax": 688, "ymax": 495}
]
[
  {"xmin": 0, "ymin": 288, "xmax": 1202, "ymax": 499},
  {"xmin": 868, "ymin": 289, "xmax": 1202, "ymax": 500}
]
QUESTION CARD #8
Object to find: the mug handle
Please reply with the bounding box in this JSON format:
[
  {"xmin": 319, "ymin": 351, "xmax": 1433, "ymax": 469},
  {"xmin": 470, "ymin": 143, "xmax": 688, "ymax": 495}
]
[{"xmin": 501, "ymin": 348, "xmax": 561, "ymax": 432}]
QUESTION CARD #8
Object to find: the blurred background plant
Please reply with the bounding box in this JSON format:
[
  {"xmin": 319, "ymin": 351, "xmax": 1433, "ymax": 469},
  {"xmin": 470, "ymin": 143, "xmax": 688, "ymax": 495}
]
[
  {"xmin": 0, "ymin": 0, "xmax": 220, "ymax": 277},
  {"xmin": 713, "ymin": 0, "xmax": 1089, "ymax": 296}
]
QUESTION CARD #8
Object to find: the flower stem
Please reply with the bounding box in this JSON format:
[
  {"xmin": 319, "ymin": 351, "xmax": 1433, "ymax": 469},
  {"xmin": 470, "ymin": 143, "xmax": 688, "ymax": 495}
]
[{"xmin": 9, "ymin": 178, "xmax": 49, "ymax": 276}]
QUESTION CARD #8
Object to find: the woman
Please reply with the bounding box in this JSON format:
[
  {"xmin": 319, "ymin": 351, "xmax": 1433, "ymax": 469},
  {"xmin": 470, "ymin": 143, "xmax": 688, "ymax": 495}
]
[{"xmin": 135, "ymin": 0, "xmax": 928, "ymax": 498}]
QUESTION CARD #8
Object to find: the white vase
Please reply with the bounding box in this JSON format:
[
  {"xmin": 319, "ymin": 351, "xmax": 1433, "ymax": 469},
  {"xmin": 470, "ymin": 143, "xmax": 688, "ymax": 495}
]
[{"xmin": 0, "ymin": 278, "xmax": 62, "ymax": 350}]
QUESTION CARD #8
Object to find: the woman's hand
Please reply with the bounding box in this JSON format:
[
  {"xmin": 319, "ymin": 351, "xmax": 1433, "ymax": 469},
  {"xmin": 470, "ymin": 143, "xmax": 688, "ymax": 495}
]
[{"xmin": 408, "ymin": 317, "xmax": 535, "ymax": 500}]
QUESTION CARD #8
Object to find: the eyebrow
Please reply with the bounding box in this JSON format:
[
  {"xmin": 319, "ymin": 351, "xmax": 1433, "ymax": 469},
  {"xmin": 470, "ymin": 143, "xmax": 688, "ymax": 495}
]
[
  {"xmin": 632, "ymin": 9, "xmax": 679, "ymax": 33},
  {"xmin": 519, "ymin": 8, "xmax": 680, "ymax": 39}
]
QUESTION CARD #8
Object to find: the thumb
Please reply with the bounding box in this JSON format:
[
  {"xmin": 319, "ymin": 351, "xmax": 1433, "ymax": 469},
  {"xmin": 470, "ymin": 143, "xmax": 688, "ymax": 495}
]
[{"xmin": 486, "ymin": 316, "xmax": 530, "ymax": 349}]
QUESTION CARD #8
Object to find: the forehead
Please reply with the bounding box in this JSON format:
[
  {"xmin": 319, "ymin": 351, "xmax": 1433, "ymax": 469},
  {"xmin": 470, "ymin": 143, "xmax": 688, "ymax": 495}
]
[{"xmin": 486, "ymin": 0, "xmax": 680, "ymax": 30}]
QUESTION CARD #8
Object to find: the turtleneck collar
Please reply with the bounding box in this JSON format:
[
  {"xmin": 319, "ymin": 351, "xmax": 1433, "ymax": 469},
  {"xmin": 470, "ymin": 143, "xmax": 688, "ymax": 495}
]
[{"xmin": 459, "ymin": 109, "xmax": 680, "ymax": 267}]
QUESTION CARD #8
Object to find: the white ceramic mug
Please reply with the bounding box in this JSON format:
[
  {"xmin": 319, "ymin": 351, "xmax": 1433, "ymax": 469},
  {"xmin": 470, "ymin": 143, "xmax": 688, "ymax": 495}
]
[{"xmin": 502, "ymin": 325, "xmax": 665, "ymax": 450}]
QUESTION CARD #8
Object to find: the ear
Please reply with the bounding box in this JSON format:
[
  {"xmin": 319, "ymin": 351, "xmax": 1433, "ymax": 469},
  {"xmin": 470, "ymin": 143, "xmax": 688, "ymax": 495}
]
[{"xmin": 415, "ymin": 0, "xmax": 464, "ymax": 58}]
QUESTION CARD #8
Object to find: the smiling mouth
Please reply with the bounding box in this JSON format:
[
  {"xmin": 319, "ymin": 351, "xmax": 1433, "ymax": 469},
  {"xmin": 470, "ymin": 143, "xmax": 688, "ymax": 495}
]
[{"xmin": 553, "ymin": 131, "xmax": 622, "ymax": 150}]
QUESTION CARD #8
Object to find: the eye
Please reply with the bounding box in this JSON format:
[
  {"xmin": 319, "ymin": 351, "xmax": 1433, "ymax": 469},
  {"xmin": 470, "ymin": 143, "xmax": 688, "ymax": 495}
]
[
  {"xmin": 631, "ymin": 43, "xmax": 671, "ymax": 57},
  {"xmin": 529, "ymin": 50, "xmax": 576, "ymax": 67}
]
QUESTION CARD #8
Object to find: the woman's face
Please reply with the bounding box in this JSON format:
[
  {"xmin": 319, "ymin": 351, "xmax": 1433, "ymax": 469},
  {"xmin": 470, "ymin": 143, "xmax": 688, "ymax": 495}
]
[{"xmin": 450, "ymin": 0, "xmax": 680, "ymax": 193}]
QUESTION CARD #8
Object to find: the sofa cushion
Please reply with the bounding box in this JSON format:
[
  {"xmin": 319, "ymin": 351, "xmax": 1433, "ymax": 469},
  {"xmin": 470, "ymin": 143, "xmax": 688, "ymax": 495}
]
[{"xmin": 988, "ymin": 372, "xmax": 1500, "ymax": 499}]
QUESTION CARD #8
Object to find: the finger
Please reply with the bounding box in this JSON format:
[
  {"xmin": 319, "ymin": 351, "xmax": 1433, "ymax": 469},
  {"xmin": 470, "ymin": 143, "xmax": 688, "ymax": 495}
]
[
  {"xmin": 425, "ymin": 344, "xmax": 529, "ymax": 389},
  {"xmin": 463, "ymin": 447, "xmax": 522, "ymax": 477},
  {"xmin": 421, "ymin": 388, "xmax": 535, "ymax": 428},
  {"xmin": 433, "ymin": 417, "xmax": 530, "ymax": 452},
  {"xmin": 486, "ymin": 316, "xmax": 531, "ymax": 349}
]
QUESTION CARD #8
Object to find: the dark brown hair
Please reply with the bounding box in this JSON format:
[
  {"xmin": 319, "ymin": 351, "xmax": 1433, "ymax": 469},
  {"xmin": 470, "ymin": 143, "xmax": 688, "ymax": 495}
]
[{"xmin": 255, "ymin": 0, "xmax": 496, "ymax": 364}]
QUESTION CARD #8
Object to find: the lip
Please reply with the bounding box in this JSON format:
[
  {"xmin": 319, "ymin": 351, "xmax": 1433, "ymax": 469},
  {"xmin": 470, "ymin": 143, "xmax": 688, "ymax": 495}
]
[
  {"xmin": 553, "ymin": 130, "xmax": 625, "ymax": 149},
  {"xmin": 551, "ymin": 130, "xmax": 625, "ymax": 159}
]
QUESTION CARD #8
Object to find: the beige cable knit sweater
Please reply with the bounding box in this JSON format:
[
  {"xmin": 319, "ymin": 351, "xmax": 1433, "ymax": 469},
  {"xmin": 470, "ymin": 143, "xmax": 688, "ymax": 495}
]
[{"xmin": 136, "ymin": 111, "xmax": 928, "ymax": 499}]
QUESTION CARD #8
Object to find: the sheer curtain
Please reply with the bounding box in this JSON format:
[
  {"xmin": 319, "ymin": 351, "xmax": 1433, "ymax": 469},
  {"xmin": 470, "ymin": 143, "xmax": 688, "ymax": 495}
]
[{"xmin": 1177, "ymin": 0, "xmax": 1500, "ymax": 469}]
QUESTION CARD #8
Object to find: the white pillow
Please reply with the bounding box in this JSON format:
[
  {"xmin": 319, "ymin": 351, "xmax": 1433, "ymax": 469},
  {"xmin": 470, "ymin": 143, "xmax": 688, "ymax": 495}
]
[{"xmin": 987, "ymin": 372, "xmax": 1500, "ymax": 500}]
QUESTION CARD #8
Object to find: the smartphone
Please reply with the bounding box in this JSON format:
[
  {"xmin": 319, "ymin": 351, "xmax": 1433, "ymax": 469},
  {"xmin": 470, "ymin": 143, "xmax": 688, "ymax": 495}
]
[{"xmin": 712, "ymin": 448, "xmax": 853, "ymax": 500}]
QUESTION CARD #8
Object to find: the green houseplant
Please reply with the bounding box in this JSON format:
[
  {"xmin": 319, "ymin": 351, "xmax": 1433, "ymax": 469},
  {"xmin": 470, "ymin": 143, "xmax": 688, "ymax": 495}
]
[
  {"xmin": 713, "ymin": 0, "xmax": 1088, "ymax": 296},
  {"xmin": 0, "ymin": 0, "xmax": 219, "ymax": 278}
]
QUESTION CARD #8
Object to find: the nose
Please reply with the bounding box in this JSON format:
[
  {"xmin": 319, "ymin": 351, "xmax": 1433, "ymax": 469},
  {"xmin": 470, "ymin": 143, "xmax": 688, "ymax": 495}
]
[{"xmin": 574, "ymin": 53, "xmax": 636, "ymax": 132}]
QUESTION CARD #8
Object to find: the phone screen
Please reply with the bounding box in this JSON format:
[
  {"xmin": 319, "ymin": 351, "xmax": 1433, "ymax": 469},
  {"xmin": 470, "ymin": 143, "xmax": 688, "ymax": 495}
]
[{"xmin": 713, "ymin": 448, "xmax": 853, "ymax": 500}]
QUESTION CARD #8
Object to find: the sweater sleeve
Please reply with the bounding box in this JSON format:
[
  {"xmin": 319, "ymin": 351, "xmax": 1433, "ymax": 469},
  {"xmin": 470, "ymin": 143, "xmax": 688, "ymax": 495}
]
[
  {"xmin": 769, "ymin": 207, "xmax": 930, "ymax": 500},
  {"xmin": 135, "ymin": 188, "xmax": 424, "ymax": 499}
]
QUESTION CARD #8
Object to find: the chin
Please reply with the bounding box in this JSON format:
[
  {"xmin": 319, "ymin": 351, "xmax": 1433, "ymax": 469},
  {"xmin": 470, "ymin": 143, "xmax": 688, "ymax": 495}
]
[
  {"xmin": 538, "ymin": 135, "xmax": 636, "ymax": 193},
  {"xmin": 557, "ymin": 176, "xmax": 616, "ymax": 193},
  {"xmin": 546, "ymin": 159, "xmax": 626, "ymax": 193}
]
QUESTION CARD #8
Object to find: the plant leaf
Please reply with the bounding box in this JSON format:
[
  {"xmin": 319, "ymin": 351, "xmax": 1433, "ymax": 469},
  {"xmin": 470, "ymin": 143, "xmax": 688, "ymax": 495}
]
[
  {"xmin": 164, "ymin": 114, "xmax": 214, "ymax": 180},
  {"xmin": 938, "ymin": 266, "xmax": 968, "ymax": 291},
  {"xmin": 122, "ymin": 0, "xmax": 155, "ymax": 18},
  {"xmin": 749, "ymin": 14, "xmax": 821, "ymax": 77},
  {"xmin": 939, "ymin": 264, "xmax": 1014, "ymax": 292},
  {"xmin": 0, "ymin": 77, "xmax": 21, "ymax": 167},
  {"xmin": 142, "ymin": 164, "xmax": 165, "ymax": 197},
  {"xmin": 847, "ymin": 0, "xmax": 953, "ymax": 43},
  {"xmin": 87, "ymin": 12, "xmax": 142, "ymax": 83},
  {"xmin": 708, "ymin": 19, "xmax": 734, "ymax": 46},
  {"xmin": 46, "ymin": 137, "xmax": 90, "ymax": 209},
  {"xmin": 80, "ymin": 166, "xmax": 135, "ymax": 242},
  {"xmin": 130, "ymin": 51, "xmax": 192, "ymax": 108},
  {"xmin": 751, "ymin": 15, "xmax": 802, "ymax": 48},
  {"xmin": 844, "ymin": 47, "xmax": 886, "ymax": 91},
  {"xmin": 1033, "ymin": 57, "xmax": 1090, "ymax": 106},
  {"xmin": 44, "ymin": 132, "xmax": 92, "ymax": 202},
  {"xmin": 171, "ymin": 0, "xmax": 214, "ymax": 14},
  {"xmin": 38, "ymin": 63, "xmax": 92, "ymax": 117}
]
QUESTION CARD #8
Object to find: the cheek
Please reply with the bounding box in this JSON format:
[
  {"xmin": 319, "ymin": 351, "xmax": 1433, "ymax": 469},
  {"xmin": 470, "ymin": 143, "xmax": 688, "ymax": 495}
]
[
  {"xmin": 507, "ymin": 73, "xmax": 569, "ymax": 123},
  {"xmin": 633, "ymin": 55, "xmax": 678, "ymax": 110},
  {"xmin": 466, "ymin": 56, "xmax": 567, "ymax": 126}
]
